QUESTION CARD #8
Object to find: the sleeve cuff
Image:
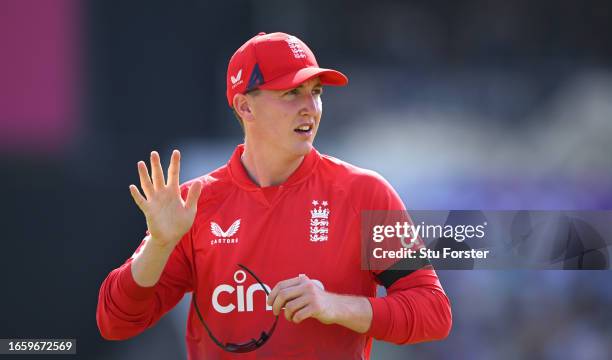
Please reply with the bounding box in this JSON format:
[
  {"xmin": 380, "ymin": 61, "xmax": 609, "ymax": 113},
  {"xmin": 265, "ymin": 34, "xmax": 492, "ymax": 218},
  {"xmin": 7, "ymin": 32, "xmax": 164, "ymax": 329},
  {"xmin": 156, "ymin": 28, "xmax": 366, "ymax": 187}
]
[
  {"xmin": 117, "ymin": 262, "xmax": 157, "ymax": 301},
  {"xmin": 365, "ymin": 296, "xmax": 391, "ymax": 339}
]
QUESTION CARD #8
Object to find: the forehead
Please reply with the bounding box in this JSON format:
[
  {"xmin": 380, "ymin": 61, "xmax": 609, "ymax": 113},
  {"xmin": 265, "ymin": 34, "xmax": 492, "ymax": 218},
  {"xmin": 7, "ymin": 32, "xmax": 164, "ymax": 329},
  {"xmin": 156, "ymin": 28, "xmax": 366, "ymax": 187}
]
[
  {"xmin": 292, "ymin": 77, "xmax": 322, "ymax": 89},
  {"xmin": 272, "ymin": 77, "xmax": 322, "ymax": 92},
  {"xmin": 247, "ymin": 77, "xmax": 322, "ymax": 99}
]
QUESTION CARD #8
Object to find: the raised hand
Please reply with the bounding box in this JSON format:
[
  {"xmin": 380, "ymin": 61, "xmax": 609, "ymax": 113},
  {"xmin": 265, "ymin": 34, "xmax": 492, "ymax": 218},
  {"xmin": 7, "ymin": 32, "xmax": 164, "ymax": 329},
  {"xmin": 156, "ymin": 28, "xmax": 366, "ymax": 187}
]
[{"xmin": 129, "ymin": 150, "xmax": 202, "ymax": 249}]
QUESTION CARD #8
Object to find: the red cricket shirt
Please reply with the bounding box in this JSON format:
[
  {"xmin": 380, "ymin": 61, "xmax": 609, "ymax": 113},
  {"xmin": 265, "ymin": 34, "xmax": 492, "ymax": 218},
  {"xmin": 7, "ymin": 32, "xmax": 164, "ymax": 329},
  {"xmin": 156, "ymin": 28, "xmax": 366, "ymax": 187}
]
[{"xmin": 97, "ymin": 145, "xmax": 452, "ymax": 359}]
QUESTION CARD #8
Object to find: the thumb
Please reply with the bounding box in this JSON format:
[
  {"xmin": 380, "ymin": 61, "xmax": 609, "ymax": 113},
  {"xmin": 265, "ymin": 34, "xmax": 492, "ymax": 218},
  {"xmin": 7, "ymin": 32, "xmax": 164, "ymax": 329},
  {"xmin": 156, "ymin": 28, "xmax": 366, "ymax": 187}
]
[{"xmin": 185, "ymin": 180, "xmax": 203, "ymax": 210}]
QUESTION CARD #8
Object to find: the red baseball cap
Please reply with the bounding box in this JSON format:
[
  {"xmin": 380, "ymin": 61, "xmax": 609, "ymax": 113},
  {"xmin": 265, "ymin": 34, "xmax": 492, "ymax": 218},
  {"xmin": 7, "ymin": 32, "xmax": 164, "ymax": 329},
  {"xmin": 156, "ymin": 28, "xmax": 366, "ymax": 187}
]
[{"xmin": 226, "ymin": 32, "xmax": 348, "ymax": 107}]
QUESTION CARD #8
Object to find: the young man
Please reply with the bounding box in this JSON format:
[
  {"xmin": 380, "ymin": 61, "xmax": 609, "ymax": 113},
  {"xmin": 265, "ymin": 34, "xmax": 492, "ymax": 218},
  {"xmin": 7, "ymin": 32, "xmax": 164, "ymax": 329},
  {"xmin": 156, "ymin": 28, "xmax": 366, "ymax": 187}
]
[{"xmin": 97, "ymin": 32, "xmax": 452, "ymax": 359}]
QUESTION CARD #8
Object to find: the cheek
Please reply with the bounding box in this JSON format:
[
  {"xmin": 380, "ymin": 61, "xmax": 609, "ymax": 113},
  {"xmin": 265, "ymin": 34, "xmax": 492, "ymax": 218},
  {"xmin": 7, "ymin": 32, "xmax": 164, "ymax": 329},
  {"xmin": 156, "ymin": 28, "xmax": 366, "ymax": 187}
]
[{"xmin": 262, "ymin": 108, "xmax": 292, "ymax": 136}]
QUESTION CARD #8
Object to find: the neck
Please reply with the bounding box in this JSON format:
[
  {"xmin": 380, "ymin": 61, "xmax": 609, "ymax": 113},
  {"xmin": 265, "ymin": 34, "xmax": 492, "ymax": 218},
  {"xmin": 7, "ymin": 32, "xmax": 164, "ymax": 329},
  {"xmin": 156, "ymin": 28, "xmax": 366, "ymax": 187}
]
[{"xmin": 240, "ymin": 139, "xmax": 305, "ymax": 187}]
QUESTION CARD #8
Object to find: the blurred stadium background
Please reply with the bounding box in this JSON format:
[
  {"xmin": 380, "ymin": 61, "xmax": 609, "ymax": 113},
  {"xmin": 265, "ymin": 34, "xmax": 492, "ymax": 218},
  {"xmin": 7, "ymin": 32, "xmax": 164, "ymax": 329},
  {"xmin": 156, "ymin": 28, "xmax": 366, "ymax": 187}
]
[{"xmin": 1, "ymin": 0, "xmax": 611, "ymax": 359}]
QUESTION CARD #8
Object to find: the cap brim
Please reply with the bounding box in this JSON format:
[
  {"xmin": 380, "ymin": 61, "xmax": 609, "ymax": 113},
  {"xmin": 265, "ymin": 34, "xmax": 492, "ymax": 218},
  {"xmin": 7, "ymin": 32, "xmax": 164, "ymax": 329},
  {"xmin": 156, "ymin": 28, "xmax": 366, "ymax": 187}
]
[{"xmin": 258, "ymin": 67, "xmax": 348, "ymax": 90}]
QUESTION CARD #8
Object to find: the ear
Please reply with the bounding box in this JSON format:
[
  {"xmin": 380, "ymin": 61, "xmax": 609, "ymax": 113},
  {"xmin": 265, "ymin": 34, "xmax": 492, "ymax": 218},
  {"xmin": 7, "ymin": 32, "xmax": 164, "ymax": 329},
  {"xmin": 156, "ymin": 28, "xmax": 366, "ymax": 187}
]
[{"xmin": 233, "ymin": 93, "xmax": 255, "ymax": 122}]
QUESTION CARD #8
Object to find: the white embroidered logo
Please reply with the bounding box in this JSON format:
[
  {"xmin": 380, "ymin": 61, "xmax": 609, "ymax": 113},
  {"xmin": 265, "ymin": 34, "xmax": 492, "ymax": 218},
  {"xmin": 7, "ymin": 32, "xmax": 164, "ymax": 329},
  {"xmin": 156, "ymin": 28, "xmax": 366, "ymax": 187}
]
[
  {"xmin": 230, "ymin": 69, "xmax": 243, "ymax": 89},
  {"xmin": 286, "ymin": 36, "xmax": 307, "ymax": 59},
  {"xmin": 211, "ymin": 219, "xmax": 241, "ymax": 237},
  {"xmin": 210, "ymin": 219, "xmax": 241, "ymax": 245},
  {"xmin": 310, "ymin": 200, "xmax": 329, "ymax": 242}
]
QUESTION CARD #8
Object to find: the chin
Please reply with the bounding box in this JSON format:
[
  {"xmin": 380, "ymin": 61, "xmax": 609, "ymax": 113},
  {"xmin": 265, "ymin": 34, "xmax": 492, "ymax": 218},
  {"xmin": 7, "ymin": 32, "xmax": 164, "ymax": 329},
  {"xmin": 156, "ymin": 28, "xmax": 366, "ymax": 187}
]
[{"xmin": 292, "ymin": 141, "xmax": 313, "ymax": 157}]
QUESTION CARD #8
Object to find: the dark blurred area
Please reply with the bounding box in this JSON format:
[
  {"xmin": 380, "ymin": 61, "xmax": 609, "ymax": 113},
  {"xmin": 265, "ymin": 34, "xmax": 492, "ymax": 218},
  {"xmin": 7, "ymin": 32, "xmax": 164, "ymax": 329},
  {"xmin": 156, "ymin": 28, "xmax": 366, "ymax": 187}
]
[{"xmin": 1, "ymin": 0, "xmax": 611, "ymax": 359}]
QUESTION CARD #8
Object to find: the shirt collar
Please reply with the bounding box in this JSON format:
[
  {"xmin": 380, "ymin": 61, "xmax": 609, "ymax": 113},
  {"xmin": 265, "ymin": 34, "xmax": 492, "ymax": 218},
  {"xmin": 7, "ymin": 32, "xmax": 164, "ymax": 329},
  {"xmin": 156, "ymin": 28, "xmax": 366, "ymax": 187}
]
[{"xmin": 228, "ymin": 144, "xmax": 320, "ymax": 191}]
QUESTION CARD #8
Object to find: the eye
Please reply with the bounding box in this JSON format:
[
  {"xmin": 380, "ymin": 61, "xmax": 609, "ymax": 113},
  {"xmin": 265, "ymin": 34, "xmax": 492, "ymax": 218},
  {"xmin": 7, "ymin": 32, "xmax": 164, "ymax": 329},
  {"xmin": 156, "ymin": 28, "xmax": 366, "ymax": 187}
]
[
  {"xmin": 312, "ymin": 87, "xmax": 323, "ymax": 95},
  {"xmin": 284, "ymin": 88, "xmax": 299, "ymax": 96}
]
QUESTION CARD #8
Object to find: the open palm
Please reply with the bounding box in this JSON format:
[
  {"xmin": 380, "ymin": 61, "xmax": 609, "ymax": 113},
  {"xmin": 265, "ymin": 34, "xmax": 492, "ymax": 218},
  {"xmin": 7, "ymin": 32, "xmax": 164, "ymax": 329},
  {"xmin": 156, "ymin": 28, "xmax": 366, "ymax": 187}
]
[{"xmin": 129, "ymin": 150, "xmax": 202, "ymax": 249}]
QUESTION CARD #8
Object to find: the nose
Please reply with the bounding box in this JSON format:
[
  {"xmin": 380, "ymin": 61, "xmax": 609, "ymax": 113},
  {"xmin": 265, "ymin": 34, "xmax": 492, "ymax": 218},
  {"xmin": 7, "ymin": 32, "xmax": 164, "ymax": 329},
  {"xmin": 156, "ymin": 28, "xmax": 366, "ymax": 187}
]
[{"xmin": 299, "ymin": 93, "xmax": 321, "ymax": 118}]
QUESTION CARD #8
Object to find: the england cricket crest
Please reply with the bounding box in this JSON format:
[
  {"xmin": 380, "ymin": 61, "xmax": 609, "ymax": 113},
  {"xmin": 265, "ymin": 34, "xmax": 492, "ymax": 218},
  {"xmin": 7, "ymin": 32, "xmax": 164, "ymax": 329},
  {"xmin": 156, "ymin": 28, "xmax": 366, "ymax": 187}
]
[{"xmin": 310, "ymin": 200, "xmax": 330, "ymax": 242}]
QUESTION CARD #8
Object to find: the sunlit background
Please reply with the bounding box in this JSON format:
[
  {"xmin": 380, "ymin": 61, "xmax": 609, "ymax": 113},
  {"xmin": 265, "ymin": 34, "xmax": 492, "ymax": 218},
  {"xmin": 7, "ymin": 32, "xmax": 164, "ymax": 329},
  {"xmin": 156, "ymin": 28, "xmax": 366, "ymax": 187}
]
[{"xmin": 1, "ymin": 0, "xmax": 611, "ymax": 359}]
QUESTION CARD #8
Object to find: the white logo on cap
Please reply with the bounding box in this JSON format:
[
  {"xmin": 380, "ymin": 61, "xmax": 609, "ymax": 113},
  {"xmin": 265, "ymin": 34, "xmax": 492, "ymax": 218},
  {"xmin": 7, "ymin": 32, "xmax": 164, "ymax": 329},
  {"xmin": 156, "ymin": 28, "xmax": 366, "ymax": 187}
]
[
  {"xmin": 286, "ymin": 36, "xmax": 306, "ymax": 59},
  {"xmin": 231, "ymin": 69, "xmax": 243, "ymax": 88}
]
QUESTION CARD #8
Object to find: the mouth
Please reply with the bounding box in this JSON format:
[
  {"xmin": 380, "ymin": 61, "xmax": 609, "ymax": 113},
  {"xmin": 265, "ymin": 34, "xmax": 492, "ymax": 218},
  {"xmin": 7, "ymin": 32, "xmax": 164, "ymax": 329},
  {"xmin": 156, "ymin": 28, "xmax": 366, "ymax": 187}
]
[{"xmin": 294, "ymin": 123, "xmax": 314, "ymax": 136}]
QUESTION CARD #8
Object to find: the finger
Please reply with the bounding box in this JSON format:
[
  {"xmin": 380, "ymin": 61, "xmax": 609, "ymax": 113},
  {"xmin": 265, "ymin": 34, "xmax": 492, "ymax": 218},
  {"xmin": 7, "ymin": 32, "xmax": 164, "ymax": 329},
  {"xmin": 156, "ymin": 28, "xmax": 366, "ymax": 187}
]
[
  {"xmin": 272, "ymin": 283, "xmax": 306, "ymax": 316},
  {"xmin": 137, "ymin": 161, "xmax": 154, "ymax": 198},
  {"xmin": 167, "ymin": 149, "xmax": 180, "ymax": 189},
  {"xmin": 129, "ymin": 184, "xmax": 148, "ymax": 213},
  {"xmin": 292, "ymin": 305, "xmax": 314, "ymax": 324},
  {"xmin": 284, "ymin": 296, "xmax": 310, "ymax": 323},
  {"xmin": 150, "ymin": 151, "xmax": 165, "ymax": 190},
  {"xmin": 267, "ymin": 276, "xmax": 305, "ymax": 307},
  {"xmin": 185, "ymin": 180, "xmax": 202, "ymax": 210}
]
